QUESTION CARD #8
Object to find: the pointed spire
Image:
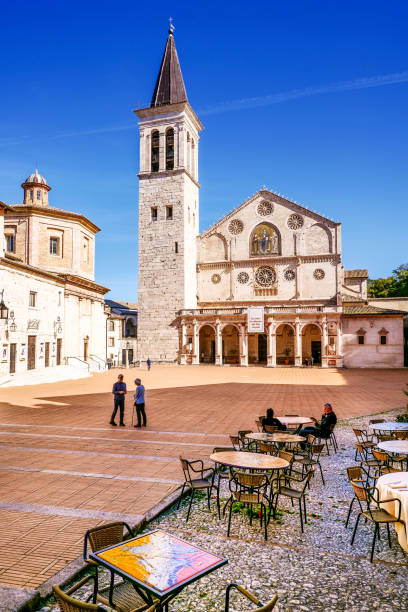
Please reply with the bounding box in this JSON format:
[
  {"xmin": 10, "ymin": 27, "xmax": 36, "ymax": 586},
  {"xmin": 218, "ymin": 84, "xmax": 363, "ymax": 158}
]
[{"xmin": 150, "ymin": 25, "xmax": 188, "ymax": 107}]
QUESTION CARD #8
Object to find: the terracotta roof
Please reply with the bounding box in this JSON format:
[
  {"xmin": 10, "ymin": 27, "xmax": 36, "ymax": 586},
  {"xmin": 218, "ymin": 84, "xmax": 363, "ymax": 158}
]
[
  {"xmin": 151, "ymin": 30, "xmax": 188, "ymax": 107},
  {"xmin": 343, "ymin": 304, "xmax": 406, "ymax": 315},
  {"xmin": 344, "ymin": 269, "xmax": 369, "ymax": 279}
]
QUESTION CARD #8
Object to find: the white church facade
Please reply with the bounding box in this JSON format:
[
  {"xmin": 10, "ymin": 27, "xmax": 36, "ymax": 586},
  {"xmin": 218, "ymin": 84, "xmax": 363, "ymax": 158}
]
[{"xmin": 135, "ymin": 28, "xmax": 405, "ymax": 369}]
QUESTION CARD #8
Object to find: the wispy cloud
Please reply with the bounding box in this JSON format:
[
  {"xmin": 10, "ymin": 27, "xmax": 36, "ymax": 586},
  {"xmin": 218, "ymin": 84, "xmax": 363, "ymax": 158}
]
[
  {"xmin": 198, "ymin": 71, "xmax": 408, "ymax": 116},
  {"xmin": 0, "ymin": 71, "xmax": 407, "ymax": 147}
]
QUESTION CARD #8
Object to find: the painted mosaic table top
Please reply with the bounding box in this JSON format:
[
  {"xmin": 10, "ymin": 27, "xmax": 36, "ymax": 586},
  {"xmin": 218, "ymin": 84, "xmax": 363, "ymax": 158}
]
[
  {"xmin": 210, "ymin": 450, "xmax": 289, "ymax": 470},
  {"xmin": 275, "ymin": 416, "xmax": 314, "ymax": 425},
  {"xmin": 90, "ymin": 529, "xmax": 227, "ymax": 597},
  {"xmin": 378, "ymin": 440, "xmax": 408, "ymax": 455},
  {"xmin": 246, "ymin": 432, "xmax": 304, "ymax": 444},
  {"xmin": 370, "ymin": 422, "xmax": 408, "ymax": 431}
]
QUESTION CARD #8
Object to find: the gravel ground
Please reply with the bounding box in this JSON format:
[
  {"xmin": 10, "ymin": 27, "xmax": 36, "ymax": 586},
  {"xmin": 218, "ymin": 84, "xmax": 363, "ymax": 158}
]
[{"xmin": 39, "ymin": 410, "xmax": 408, "ymax": 612}]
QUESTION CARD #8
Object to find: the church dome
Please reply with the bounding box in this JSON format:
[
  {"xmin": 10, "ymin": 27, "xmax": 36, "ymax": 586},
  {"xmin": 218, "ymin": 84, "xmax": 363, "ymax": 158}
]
[{"xmin": 24, "ymin": 169, "xmax": 48, "ymax": 185}]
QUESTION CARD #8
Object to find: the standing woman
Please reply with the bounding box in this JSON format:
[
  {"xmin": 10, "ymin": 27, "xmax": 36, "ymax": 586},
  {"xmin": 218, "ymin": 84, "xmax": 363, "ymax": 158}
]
[{"xmin": 134, "ymin": 378, "xmax": 147, "ymax": 428}]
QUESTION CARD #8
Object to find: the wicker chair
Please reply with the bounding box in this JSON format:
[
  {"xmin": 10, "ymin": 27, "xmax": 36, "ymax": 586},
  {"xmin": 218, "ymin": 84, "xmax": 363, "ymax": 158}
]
[
  {"xmin": 371, "ymin": 448, "xmax": 402, "ymax": 475},
  {"xmin": 273, "ymin": 470, "xmax": 314, "ymax": 532},
  {"xmin": 226, "ymin": 470, "xmax": 271, "ymax": 540},
  {"xmin": 229, "ymin": 435, "xmax": 241, "ymax": 450},
  {"xmin": 350, "ymin": 481, "xmax": 404, "ymax": 562},
  {"xmin": 224, "ymin": 583, "xmax": 278, "ymax": 611},
  {"xmin": 369, "ymin": 419, "xmax": 385, "ymax": 442},
  {"xmin": 263, "ymin": 425, "xmax": 278, "ymax": 434},
  {"xmin": 178, "ymin": 457, "xmax": 216, "ymax": 522},
  {"xmin": 352, "ymin": 427, "xmax": 376, "ymax": 460},
  {"xmin": 52, "ymin": 583, "xmax": 105, "ymax": 612},
  {"xmin": 296, "ymin": 444, "xmax": 326, "ymax": 484},
  {"xmin": 238, "ymin": 430, "xmax": 253, "ymax": 448},
  {"xmin": 395, "ymin": 431, "xmax": 408, "ymax": 440},
  {"xmin": 83, "ymin": 522, "xmax": 158, "ymax": 612},
  {"xmin": 355, "ymin": 443, "xmax": 380, "ymax": 479},
  {"xmin": 258, "ymin": 441, "xmax": 276, "ymax": 455},
  {"xmin": 345, "ymin": 465, "xmax": 370, "ymax": 527}
]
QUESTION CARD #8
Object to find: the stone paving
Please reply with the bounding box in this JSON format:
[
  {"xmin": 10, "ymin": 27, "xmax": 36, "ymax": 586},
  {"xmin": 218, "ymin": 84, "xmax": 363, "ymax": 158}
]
[{"xmin": 0, "ymin": 365, "xmax": 406, "ymax": 609}]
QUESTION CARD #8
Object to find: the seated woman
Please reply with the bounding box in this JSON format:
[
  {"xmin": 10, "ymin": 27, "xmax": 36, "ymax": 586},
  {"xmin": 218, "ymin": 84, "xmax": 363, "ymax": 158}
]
[{"xmin": 262, "ymin": 408, "xmax": 286, "ymax": 432}]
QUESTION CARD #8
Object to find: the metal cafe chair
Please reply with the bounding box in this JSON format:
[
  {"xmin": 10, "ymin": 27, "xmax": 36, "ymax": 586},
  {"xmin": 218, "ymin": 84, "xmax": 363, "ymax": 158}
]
[
  {"xmin": 224, "ymin": 583, "xmax": 278, "ymax": 611},
  {"xmin": 344, "ymin": 465, "xmax": 371, "ymax": 528},
  {"xmin": 177, "ymin": 457, "xmax": 216, "ymax": 522},
  {"xmin": 350, "ymin": 481, "xmax": 404, "ymax": 562},
  {"xmin": 53, "ymin": 583, "xmax": 160, "ymax": 612},
  {"xmin": 226, "ymin": 469, "xmax": 271, "ymax": 541},
  {"xmin": 352, "ymin": 427, "xmax": 376, "ymax": 460},
  {"xmin": 212, "ymin": 445, "xmax": 234, "ymax": 519},
  {"xmin": 273, "ymin": 470, "xmax": 314, "ymax": 533}
]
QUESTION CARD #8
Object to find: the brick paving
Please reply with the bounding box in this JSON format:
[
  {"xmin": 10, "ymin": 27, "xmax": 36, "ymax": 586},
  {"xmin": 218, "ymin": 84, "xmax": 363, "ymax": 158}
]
[{"xmin": 0, "ymin": 366, "xmax": 406, "ymax": 595}]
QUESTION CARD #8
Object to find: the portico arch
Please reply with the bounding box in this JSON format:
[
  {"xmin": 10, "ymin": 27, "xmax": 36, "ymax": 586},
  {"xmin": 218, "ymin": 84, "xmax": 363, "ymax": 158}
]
[
  {"xmin": 302, "ymin": 323, "xmax": 322, "ymax": 365},
  {"xmin": 199, "ymin": 324, "xmax": 215, "ymax": 363},
  {"xmin": 276, "ymin": 324, "xmax": 295, "ymax": 365},
  {"xmin": 222, "ymin": 324, "xmax": 240, "ymax": 364}
]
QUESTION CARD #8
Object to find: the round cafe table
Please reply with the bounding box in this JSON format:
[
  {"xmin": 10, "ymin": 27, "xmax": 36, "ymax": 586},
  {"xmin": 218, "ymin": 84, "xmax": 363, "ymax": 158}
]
[
  {"xmin": 377, "ymin": 471, "xmax": 408, "ymax": 553},
  {"xmin": 370, "ymin": 422, "xmax": 408, "ymax": 432},
  {"xmin": 210, "ymin": 451, "xmax": 289, "ymax": 471},
  {"xmin": 378, "ymin": 440, "xmax": 408, "ymax": 455},
  {"xmin": 275, "ymin": 416, "xmax": 313, "ymax": 427},
  {"xmin": 246, "ymin": 432, "xmax": 304, "ymax": 445}
]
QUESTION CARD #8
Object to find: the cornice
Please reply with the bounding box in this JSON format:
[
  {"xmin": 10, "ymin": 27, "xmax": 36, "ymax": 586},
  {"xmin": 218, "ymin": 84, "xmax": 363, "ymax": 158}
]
[
  {"xmin": 197, "ymin": 254, "xmax": 340, "ymax": 271},
  {"xmin": 138, "ymin": 168, "xmax": 200, "ymax": 188},
  {"xmin": 6, "ymin": 205, "xmax": 100, "ymax": 234}
]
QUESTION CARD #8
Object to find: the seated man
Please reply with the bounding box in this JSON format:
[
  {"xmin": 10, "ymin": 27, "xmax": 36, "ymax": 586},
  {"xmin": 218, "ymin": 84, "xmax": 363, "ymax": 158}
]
[
  {"xmin": 299, "ymin": 403, "xmax": 337, "ymax": 439},
  {"xmin": 262, "ymin": 408, "xmax": 287, "ymax": 432}
]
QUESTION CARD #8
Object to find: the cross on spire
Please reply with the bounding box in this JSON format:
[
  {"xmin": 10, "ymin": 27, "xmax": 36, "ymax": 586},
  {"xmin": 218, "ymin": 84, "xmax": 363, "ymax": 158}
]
[{"xmin": 168, "ymin": 16, "xmax": 174, "ymax": 34}]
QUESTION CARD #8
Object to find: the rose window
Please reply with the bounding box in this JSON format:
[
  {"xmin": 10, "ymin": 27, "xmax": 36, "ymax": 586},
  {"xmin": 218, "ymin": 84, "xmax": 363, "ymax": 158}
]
[
  {"xmin": 287, "ymin": 213, "xmax": 304, "ymax": 230},
  {"xmin": 228, "ymin": 219, "xmax": 244, "ymax": 235},
  {"xmin": 284, "ymin": 269, "xmax": 295, "ymax": 281},
  {"xmin": 255, "ymin": 266, "xmax": 276, "ymax": 287},
  {"xmin": 237, "ymin": 271, "xmax": 249, "ymax": 284},
  {"xmin": 313, "ymin": 268, "xmax": 325, "ymax": 280},
  {"xmin": 257, "ymin": 201, "xmax": 274, "ymax": 216},
  {"xmin": 211, "ymin": 273, "xmax": 221, "ymax": 284}
]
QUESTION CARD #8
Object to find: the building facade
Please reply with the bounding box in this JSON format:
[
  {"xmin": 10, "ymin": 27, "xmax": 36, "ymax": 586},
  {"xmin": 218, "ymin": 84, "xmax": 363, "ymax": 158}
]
[
  {"xmin": 135, "ymin": 29, "xmax": 405, "ymax": 369},
  {"xmin": 0, "ymin": 171, "xmax": 109, "ymax": 379},
  {"xmin": 105, "ymin": 300, "xmax": 138, "ymax": 366}
]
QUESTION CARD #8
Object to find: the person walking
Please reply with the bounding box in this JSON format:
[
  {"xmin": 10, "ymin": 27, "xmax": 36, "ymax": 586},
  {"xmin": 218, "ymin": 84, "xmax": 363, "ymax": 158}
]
[
  {"xmin": 146, "ymin": 358, "xmax": 151, "ymax": 371},
  {"xmin": 134, "ymin": 378, "xmax": 147, "ymax": 428},
  {"xmin": 110, "ymin": 373, "xmax": 127, "ymax": 426}
]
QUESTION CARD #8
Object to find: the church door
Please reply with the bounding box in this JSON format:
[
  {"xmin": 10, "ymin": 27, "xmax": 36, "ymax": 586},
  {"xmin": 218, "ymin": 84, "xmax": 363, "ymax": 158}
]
[
  {"xmin": 9, "ymin": 344, "xmax": 16, "ymax": 374},
  {"xmin": 258, "ymin": 334, "xmax": 267, "ymax": 363},
  {"xmin": 57, "ymin": 339, "xmax": 62, "ymax": 365},
  {"xmin": 45, "ymin": 342, "xmax": 50, "ymax": 367},
  {"xmin": 311, "ymin": 341, "xmax": 322, "ymax": 365}
]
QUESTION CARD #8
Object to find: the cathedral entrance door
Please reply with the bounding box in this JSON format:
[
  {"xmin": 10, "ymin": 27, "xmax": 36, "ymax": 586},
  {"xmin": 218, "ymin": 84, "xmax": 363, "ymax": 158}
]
[
  {"xmin": 45, "ymin": 342, "xmax": 50, "ymax": 367},
  {"xmin": 9, "ymin": 344, "xmax": 16, "ymax": 374},
  {"xmin": 27, "ymin": 336, "xmax": 36, "ymax": 370},
  {"xmin": 258, "ymin": 334, "xmax": 267, "ymax": 363},
  {"xmin": 311, "ymin": 341, "xmax": 322, "ymax": 365}
]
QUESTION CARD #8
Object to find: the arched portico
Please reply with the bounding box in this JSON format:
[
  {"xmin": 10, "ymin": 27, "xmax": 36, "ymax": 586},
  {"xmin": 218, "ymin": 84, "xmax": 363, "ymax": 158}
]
[
  {"xmin": 199, "ymin": 324, "xmax": 216, "ymax": 363},
  {"xmin": 302, "ymin": 323, "xmax": 322, "ymax": 365},
  {"xmin": 222, "ymin": 324, "xmax": 240, "ymax": 364},
  {"xmin": 276, "ymin": 324, "xmax": 295, "ymax": 365}
]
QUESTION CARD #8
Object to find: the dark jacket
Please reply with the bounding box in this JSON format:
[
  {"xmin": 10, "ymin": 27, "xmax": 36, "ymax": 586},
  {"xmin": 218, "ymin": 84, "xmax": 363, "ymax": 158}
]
[
  {"xmin": 262, "ymin": 416, "xmax": 287, "ymax": 432},
  {"xmin": 318, "ymin": 411, "xmax": 337, "ymax": 437}
]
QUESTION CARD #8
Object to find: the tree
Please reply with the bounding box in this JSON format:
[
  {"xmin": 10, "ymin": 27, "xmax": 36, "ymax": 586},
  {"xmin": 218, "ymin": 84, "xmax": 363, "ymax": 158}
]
[{"xmin": 368, "ymin": 263, "xmax": 408, "ymax": 298}]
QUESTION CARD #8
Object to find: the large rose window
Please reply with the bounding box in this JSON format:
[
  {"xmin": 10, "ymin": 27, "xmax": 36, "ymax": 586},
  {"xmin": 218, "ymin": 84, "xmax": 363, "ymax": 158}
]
[{"xmin": 255, "ymin": 266, "xmax": 276, "ymax": 287}]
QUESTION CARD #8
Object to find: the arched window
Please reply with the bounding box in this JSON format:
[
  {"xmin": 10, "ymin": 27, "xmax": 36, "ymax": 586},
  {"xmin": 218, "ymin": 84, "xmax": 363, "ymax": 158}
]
[
  {"xmin": 151, "ymin": 130, "xmax": 159, "ymax": 172},
  {"xmin": 186, "ymin": 132, "xmax": 191, "ymax": 174},
  {"xmin": 250, "ymin": 223, "xmax": 281, "ymax": 257},
  {"xmin": 166, "ymin": 128, "xmax": 174, "ymax": 170}
]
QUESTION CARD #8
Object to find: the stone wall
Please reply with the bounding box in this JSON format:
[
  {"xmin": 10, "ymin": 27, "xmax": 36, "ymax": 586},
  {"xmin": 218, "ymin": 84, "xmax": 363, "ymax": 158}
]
[{"xmin": 342, "ymin": 316, "xmax": 404, "ymax": 368}]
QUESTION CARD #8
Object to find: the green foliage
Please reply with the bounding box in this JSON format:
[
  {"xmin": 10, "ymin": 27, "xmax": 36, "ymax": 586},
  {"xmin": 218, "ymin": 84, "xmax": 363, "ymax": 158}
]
[{"xmin": 368, "ymin": 263, "xmax": 408, "ymax": 298}]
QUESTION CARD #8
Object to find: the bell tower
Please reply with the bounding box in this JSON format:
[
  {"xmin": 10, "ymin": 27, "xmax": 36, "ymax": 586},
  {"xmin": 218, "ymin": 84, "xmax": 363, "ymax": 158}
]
[{"xmin": 135, "ymin": 26, "xmax": 203, "ymax": 361}]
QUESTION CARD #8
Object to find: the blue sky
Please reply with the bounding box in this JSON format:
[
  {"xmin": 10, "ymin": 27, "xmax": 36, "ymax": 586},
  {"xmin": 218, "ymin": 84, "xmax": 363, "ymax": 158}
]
[{"xmin": 1, "ymin": 0, "xmax": 407, "ymax": 300}]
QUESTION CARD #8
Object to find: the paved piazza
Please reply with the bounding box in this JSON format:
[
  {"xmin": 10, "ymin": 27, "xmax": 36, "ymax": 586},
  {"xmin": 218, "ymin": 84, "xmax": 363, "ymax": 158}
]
[{"xmin": 0, "ymin": 366, "xmax": 406, "ymax": 606}]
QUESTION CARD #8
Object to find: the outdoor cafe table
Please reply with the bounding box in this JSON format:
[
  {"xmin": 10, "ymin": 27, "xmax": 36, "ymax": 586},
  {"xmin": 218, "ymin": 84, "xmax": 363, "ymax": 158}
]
[
  {"xmin": 246, "ymin": 432, "xmax": 305, "ymax": 445},
  {"xmin": 377, "ymin": 472, "xmax": 408, "ymax": 553},
  {"xmin": 370, "ymin": 422, "xmax": 408, "ymax": 432},
  {"xmin": 210, "ymin": 450, "xmax": 289, "ymax": 471},
  {"xmin": 275, "ymin": 416, "xmax": 313, "ymax": 427},
  {"xmin": 89, "ymin": 528, "xmax": 227, "ymax": 610},
  {"xmin": 378, "ymin": 440, "xmax": 408, "ymax": 455}
]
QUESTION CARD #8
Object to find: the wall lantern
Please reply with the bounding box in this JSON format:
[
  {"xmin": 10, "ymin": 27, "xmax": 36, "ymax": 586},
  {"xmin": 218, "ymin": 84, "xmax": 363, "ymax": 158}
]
[{"xmin": 0, "ymin": 291, "xmax": 9, "ymax": 320}]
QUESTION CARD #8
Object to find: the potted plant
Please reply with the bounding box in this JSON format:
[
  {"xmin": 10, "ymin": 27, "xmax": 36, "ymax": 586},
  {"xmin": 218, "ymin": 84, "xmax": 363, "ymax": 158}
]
[{"xmin": 284, "ymin": 348, "xmax": 291, "ymax": 365}]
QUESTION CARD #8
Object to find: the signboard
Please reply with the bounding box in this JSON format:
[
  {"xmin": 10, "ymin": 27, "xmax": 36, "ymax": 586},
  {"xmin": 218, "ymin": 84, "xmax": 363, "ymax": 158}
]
[{"xmin": 247, "ymin": 306, "xmax": 264, "ymax": 333}]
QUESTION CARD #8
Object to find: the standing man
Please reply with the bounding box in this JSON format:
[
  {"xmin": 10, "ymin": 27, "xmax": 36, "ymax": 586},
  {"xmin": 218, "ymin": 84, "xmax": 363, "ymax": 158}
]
[
  {"xmin": 110, "ymin": 373, "xmax": 127, "ymax": 426},
  {"xmin": 146, "ymin": 357, "xmax": 151, "ymax": 371},
  {"xmin": 134, "ymin": 378, "xmax": 146, "ymax": 428}
]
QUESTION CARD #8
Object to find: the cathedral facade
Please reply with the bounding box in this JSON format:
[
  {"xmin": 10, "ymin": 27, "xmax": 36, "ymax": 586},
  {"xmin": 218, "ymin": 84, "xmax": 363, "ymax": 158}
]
[{"xmin": 135, "ymin": 29, "xmax": 405, "ymax": 369}]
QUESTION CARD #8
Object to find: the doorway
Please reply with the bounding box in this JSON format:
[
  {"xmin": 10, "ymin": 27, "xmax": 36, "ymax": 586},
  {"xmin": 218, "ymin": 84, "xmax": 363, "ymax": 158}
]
[
  {"xmin": 258, "ymin": 334, "xmax": 267, "ymax": 363},
  {"xmin": 27, "ymin": 336, "xmax": 36, "ymax": 370},
  {"xmin": 57, "ymin": 338, "xmax": 62, "ymax": 365},
  {"xmin": 311, "ymin": 341, "xmax": 322, "ymax": 365},
  {"xmin": 83, "ymin": 338, "xmax": 88, "ymax": 361},
  {"xmin": 9, "ymin": 344, "xmax": 16, "ymax": 374},
  {"xmin": 45, "ymin": 342, "xmax": 50, "ymax": 367}
]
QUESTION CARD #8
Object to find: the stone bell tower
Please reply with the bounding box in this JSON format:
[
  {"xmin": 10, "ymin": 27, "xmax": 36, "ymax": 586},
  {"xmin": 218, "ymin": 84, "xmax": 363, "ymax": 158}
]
[{"xmin": 135, "ymin": 26, "xmax": 203, "ymax": 361}]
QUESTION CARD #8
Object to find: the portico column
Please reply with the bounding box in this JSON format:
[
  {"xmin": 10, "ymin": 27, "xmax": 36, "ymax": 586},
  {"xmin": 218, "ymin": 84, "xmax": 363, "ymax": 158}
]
[
  {"xmin": 240, "ymin": 326, "xmax": 248, "ymax": 366},
  {"xmin": 192, "ymin": 320, "xmax": 199, "ymax": 365},
  {"xmin": 180, "ymin": 321, "xmax": 187, "ymax": 365},
  {"xmin": 267, "ymin": 321, "xmax": 276, "ymax": 367},
  {"xmin": 337, "ymin": 320, "xmax": 343, "ymax": 356},
  {"xmin": 215, "ymin": 320, "xmax": 222, "ymax": 365},
  {"xmin": 321, "ymin": 319, "xmax": 328, "ymax": 368},
  {"xmin": 295, "ymin": 319, "xmax": 302, "ymax": 367}
]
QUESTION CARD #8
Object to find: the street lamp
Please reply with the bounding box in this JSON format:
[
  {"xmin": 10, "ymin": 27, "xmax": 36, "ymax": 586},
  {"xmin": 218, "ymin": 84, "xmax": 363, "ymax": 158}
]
[{"xmin": 0, "ymin": 291, "xmax": 9, "ymax": 320}]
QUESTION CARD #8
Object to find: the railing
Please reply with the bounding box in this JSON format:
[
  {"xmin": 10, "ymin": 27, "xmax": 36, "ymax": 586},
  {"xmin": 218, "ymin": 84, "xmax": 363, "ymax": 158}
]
[
  {"xmin": 178, "ymin": 304, "xmax": 336, "ymax": 317},
  {"xmin": 65, "ymin": 357, "xmax": 90, "ymax": 371},
  {"xmin": 90, "ymin": 354, "xmax": 108, "ymax": 370}
]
